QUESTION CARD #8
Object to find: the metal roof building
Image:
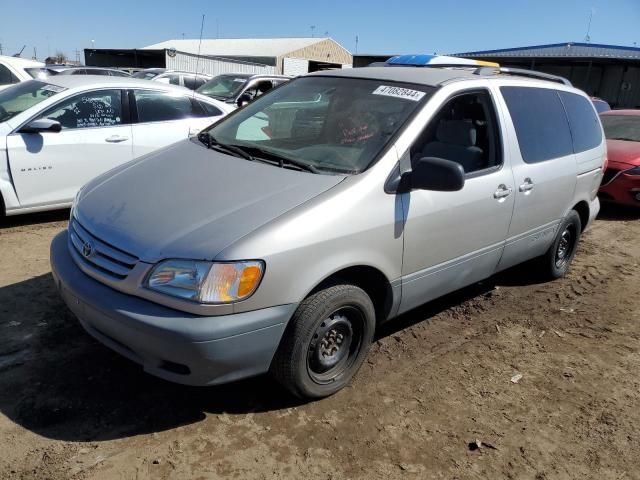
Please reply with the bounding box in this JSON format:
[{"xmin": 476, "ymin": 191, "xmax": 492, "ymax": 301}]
[
  {"xmin": 456, "ymin": 42, "xmax": 640, "ymax": 108},
  {"xmin": 353, "ymin": 42, "xmax": 640, "ymax": 108},
  {"xmin": 86, "ymin": 37, "xmax": 353, "ymax": 77}
]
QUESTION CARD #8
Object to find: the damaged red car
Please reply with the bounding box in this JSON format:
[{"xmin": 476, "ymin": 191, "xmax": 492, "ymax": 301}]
[{"xmin": 599, "ymin": 110, "xmax": 640, "ymax": 208}]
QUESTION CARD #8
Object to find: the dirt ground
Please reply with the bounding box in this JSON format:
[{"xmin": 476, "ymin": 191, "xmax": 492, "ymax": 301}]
[{"xmin": 0, "ymin": 205, "xmax": 639, "ymax": 480}]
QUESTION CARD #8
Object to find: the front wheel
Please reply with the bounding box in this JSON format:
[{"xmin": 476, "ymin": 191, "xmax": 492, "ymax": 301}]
[
  {"xmin": 540, "ymin": 210, "xmax": 582, "ymax": 279},
  {"xmin": 270, "ymin": 283, "xmax": 375, "ymax": 399}
]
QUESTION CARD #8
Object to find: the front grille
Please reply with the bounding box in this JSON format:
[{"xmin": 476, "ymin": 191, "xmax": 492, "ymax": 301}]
[
  {"xmin": 601, "ymin": 168, "xmax": 620, "ymax": 186},
  {"xmin": 69, "ymin": 218, "xmax": 138, "ymax": 280}
]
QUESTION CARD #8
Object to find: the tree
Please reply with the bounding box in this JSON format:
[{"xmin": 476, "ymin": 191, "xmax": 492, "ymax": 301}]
[{"xmin": 45, "ymin": 51, "xmax": 69, "ymax": 64}]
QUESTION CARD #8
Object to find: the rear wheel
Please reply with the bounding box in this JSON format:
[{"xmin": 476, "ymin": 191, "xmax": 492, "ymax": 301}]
[
  {"xmin": 541, "ymin": 210, "xmax": 582, "ymax": 279},
  {"xmin": 270, "ymin": 283, "xmax": 375, "ymax": 399}
]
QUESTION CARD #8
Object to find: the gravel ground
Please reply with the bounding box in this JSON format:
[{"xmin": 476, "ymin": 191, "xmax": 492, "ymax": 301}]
[{"xmin": 0, "ymin": 205, "xmax": 639, "ymax": 480}]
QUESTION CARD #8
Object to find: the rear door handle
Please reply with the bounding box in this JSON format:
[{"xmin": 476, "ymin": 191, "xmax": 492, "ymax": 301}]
[
  {"xmin": 519, "ymin": 178, "xmax": 534, "ymax": 192},
  {"xmin": 105, "ymin": 135, "xmax": 129, "ymax": 143},
  {"xmin": 493, "ymin": 184, "xmax": 513, "ymax": 199}
]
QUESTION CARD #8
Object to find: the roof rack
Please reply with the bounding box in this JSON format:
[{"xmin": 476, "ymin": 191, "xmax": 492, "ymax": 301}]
[{"xmin": 474, "ymin": 66, "xmax": 572, "ymax": 86}]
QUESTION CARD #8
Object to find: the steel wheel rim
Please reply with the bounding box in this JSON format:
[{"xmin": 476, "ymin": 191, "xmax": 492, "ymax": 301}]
[
  {"xmin": 555, "ymin": 226, "xmax": 574, "ymax": 268},
  {"xmin": 307, "ymin": 306, "xmax": 364, "ymax": 385}
]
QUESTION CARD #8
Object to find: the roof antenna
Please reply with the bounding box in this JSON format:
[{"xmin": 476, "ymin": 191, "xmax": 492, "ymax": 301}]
[
  {"xmin": 193, "ymin": 14, "xmax": 205, "ymax": 98},
  {"xmin": 584, "ymin": 8, "xmax": 594, "ymax": 43}
]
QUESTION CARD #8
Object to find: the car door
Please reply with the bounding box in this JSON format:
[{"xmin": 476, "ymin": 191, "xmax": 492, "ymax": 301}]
[
  {"xmin": 399, "ymin": 88, "xmax": 515, "ymax": 314},
  {"xmin": 130, "ymin": 89, "xmax": 208, "ymax": 157},
  {"xmin": 495, "ymin": 85, "xmax": 577, "ymax": 270},
  {"xmin": 6, "ymin": 88, "xmax": 132, "ymax": 208}
]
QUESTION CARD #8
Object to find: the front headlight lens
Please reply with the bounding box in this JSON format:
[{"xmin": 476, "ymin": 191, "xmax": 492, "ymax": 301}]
[
  {"xmin": 146, "ymin": 259, "xmax": 264, "ymax": 304},
  {"xmin": 625, "ymin": 166, "xmax": 640, "ymax": 176}
]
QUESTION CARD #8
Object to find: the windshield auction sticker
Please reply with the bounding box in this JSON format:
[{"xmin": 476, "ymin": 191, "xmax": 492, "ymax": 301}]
[{"xmin": 372, "ymin": 85, "xmax": 425, "ymax": 102}]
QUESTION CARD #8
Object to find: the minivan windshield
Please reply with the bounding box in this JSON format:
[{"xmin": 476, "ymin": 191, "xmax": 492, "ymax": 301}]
[
  {"xmin": 0, "ymin": 80, "xmax": 66, "ymax": 123},
  {"xmin": 601, "ymin": 115, "xmax": 640, "ymax": 142},
  {"xmin": 196, "ymin": 74, "xmax": 250, "ymax": 100},
  {"xmin": 204, "ymin": 76, "xmax": 433, "ymax": 174}
]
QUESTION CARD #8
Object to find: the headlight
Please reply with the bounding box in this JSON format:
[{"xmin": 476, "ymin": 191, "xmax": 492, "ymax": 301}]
[
  {"xmin": 625, "ymin": 166, "xmax": 640, "ymax": 175},
  {"xmin": 146, "ymin": 259, "xmax": 264, "ymax": 304}
]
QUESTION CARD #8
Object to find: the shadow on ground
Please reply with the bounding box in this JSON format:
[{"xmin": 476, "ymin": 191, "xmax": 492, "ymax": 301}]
[
  {"xmin": 596, "ymin": 201, "xmax": 640, "ymax": 221},
  {"xmin": 0, "ymin": 209, "xmax": 70, "ymax": 229},
  {"xmin": 0, "ymin": 260, "xmax": 540, "ymax": 443}
]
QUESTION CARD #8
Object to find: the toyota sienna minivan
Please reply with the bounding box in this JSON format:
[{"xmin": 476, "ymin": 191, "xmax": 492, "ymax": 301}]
[{"xmin": 50, "ymin": 56, "xmax": 605, "ymax": 399}]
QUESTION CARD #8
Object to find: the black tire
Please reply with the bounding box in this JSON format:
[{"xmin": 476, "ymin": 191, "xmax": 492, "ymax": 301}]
[
  {"xmin": 541, "ymin": 210, "xmax": 582, "ymax": 279},
  {"xmin": 270, "ymin": 283, "xmax": 375, "ymax": 399}
]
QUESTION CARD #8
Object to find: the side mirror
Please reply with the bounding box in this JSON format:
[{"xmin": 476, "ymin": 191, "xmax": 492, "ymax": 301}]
[
  {"xmin": 19, "ymin": 118, "xmax": 62, "ymax": 134},
  {"xmin": 236, "ymin": 93, "xmax": 252, "ymax": 108},
  {"xmin": 408, "ymin": 157, "xmax": 465, "ymax": 192}
]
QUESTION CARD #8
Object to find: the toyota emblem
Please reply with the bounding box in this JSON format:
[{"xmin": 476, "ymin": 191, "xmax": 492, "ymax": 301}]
[{"xmin": 82, "ymin": 241, "xmax": 94, "ymax": 258}]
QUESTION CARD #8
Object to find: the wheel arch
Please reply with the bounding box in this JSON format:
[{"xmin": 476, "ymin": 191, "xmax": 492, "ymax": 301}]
[
  {"xmin": 306, "ymin": 265, "xmax": 395, "ymax": 324},
  {"xmin": 571, "ymin": 200, "xmax": 590, "ymax": 232}
]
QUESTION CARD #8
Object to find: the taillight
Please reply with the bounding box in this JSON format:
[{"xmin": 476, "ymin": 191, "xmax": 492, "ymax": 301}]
[{"xmin": 603, "ymin": 156, "xmax": 609, "ymax": 172}]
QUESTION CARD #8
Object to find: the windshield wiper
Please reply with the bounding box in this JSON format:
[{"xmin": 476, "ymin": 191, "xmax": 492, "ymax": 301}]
[
  {"xmin": 197, "ymin": 132, "xmax": 254, "ymax": 161},
  {"xmin": 232, "ymin": 145, "xmax": 320, "ymax": 173}
]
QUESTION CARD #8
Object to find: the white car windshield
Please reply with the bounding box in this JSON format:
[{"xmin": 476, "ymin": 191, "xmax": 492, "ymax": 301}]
[
  {"xmin": 0, "ymin": 80, "xmax": 66, "ymax": 123},
  {"xmin": 204, "ymin": 76, "xmax": 434, "ymax": 174}
]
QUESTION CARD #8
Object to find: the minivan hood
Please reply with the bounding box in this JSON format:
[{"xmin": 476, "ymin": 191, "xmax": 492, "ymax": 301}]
[{"xmin": 75, "ymin": 139, "xmax": 344, "ymax": 263}]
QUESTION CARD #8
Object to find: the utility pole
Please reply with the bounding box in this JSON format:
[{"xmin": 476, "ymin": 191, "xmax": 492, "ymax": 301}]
[
  {"xmin": 310, "ymin": 25, "xmax": 316, "ymax": 38},
  {"xmin": 0, "ymin": 43, "xmax": 3, "ymax": 56},
  {"xmin": 584, "ymin": 8, "xmax": 594, "ymax": 43},
  {"xmin": 355, "ymin": 35, "xmax": 359, "ymax": 54},
  {"xmin": 33, "ymin": 47, "xmax": 37, "ymax": 60}
]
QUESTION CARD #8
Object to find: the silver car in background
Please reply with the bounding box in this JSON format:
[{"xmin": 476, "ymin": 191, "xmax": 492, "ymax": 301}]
[{"xmin": 50, "ymin": 63, "xmax": 605, "ymax": 399}]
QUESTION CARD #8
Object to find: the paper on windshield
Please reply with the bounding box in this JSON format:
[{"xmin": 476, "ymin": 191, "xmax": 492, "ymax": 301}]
[{"xmin": 372, "ymin": 85, "xmax": 425, "ymax": 102}]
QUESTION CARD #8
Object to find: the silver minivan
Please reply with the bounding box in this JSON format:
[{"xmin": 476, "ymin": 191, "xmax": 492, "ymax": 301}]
[{"xmin": 50, "ymin": 58, "xmax": 605, "ymax": 398}]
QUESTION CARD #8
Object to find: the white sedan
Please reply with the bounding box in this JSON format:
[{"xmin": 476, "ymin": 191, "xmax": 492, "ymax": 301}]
[
  {"xmin": 0, "ymin": 76, "xmax": 231, "ymax": 216},
  {"xmin": 0, "ymin": 55, "xmax": 46, "ymax": 91}
]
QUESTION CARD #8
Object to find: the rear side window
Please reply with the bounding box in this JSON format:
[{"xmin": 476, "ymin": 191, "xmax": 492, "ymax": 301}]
[
  {"xmin": 500, "ymin": 86, "xmax": 573, "ymax": 163},
  {"xmin": 184, "ymin": 75, "xmax": 208, "ymax": 90},
  {"xmin": 197, "ymin": 100, "xmax": 223, "ymax": 117},
  {"xmin": 134, "ymin": 90, "xmax": 197, "ymax": 122},
  {"xmin": 559, "ymin": 91, "xmax": 602, "ymax": 153},
  {"xmin": 0, "ymin": 64, "xmax": 19, "ymax": 86}
]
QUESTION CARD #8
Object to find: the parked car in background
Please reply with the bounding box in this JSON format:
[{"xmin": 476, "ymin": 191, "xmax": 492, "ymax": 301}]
[
  {"xmin": 50, "ymin": 57, "xmax": 604, "ymax": 399},
  {"xmin": 0, "ymin": 55, "xmax": 46, "ymax": 91},
  {"xmin": 0, "ymin": 76, "xmax": 231, "ymax": 216},
  {"xmin": 591, "ymin": 97, "xmax": 611, "ymax": 114},
  {"xmin": 132, "ymin": 68, "xmax": 212, "ymax": 90},
  {"xmin": 599, "ymin": 110, "xmax": 640, "ymax": 207},
  {"xmin": 41, "ymin": 65, "xmax": 131, "ymax": 77},
  {"xmin": 196, "ymin": 73, "xmax": 291, "ymax": 108}
]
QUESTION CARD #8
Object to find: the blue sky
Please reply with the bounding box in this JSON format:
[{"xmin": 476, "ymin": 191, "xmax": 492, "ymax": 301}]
[{"xmin": 1, "ymin": 0, "xmax": 639, "ymax": 61}]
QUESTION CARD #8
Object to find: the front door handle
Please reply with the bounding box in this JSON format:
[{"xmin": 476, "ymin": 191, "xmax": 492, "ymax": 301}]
[
  {"xmin": 493, "ymin": 184, "xmax": 513, "ymax": 199},
  {"xmin": 519, "ymin": 178, "xmax": 534, "ymax": 193},
  {"xmin": 105, "ymin": 135, "xmax": 129, "ymax": 143}
]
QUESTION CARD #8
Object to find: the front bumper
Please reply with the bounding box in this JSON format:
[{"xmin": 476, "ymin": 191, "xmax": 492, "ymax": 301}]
[
  {"xmin": 599, "ymin": 171, "xmax": 640, "ymax": 208},
  {"xmin": 50, "ymin": 231, "xmax": 297, "ymax": 386}
]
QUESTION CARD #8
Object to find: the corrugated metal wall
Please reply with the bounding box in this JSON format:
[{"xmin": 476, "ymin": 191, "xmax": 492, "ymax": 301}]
[
  {"xmin": 166, "ymin": 51, "xmax": 276, "ymax": 76},
  {"xmin": 283, "ymin": 57, "xmax": 309, "ymax": 76}
]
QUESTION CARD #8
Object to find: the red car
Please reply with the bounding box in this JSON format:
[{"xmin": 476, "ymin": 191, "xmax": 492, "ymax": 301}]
[{"xmin": 599, "ymin": 110, "xmax": 640, "ymax": 208}]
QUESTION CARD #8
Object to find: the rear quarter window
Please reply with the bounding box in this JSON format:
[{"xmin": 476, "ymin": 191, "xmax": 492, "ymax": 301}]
[
  {"xmin": 500, "ymin": 86, "xmax": 573, "ymax": 163},
  {"xmin": 559, "ymin": 91, "xmax": 602, "ymax": 153}
]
